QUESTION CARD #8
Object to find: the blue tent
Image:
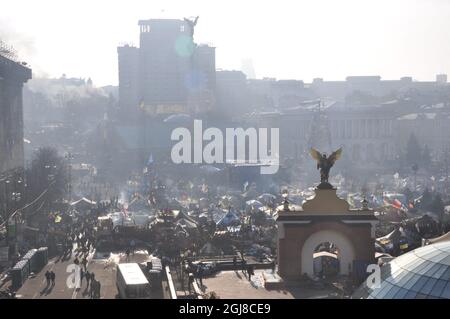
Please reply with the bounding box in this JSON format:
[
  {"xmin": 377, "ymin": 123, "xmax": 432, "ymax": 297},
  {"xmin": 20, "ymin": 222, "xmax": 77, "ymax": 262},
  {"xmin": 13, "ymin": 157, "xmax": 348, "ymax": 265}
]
[{"xmin": 217, "ymin": 210, "xmax": 240, "ymax": 227}]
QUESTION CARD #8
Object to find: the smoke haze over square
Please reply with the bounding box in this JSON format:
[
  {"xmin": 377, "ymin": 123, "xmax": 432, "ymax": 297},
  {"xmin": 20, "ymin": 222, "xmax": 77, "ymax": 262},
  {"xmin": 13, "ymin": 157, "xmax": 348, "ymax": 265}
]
[{"xmin": 2, "ymin": 0, "xmax": 450, "ymax": 86}]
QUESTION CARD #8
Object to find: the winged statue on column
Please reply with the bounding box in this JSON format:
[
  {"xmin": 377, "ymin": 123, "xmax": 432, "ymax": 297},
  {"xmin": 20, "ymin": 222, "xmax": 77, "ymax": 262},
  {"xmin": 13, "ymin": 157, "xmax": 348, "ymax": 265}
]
[{"xmin": 310, "ymin": 147, "xmax": 343, "ymax": 184}]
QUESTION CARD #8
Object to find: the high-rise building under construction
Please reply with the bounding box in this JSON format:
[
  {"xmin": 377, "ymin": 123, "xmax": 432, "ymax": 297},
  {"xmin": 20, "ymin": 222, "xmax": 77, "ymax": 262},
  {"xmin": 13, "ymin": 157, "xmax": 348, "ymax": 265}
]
[{"xmin": 117, "ymin": 18, "xmax": 216, "ymax": 117}]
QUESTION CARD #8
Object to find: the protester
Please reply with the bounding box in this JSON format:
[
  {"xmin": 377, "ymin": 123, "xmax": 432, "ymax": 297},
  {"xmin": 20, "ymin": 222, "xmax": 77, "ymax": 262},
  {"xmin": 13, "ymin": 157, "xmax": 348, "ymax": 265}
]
[
  {"xmin": 82, "ymin": 257, "xmax": 88, "ymax": 271},
  {"xmin": 50, "ymin": 271, "xmax": 56, "ymax": 286},
  {"xmin": 197, "ymin": 263, "xmax": 204, "ymax": 287},
  {"xmin": 80, "ymin": 269, "xmax": 85, "ymax": 286},
  {"xmin": 85, "ymin": 271, "xmax": 91, "ymax": 289},
  {"xmin": 45, "ymin": 270, "xmax": 51, "ymax": 286},
  {"xmin": 247, "ymin": 265, "xmax": 254, "ymax": 281}
]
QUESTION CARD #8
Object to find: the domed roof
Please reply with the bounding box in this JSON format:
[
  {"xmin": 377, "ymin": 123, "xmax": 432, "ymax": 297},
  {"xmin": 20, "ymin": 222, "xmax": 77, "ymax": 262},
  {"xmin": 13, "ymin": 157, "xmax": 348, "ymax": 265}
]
[{"xmin": 353, "ymin": 241, "xmax": 450, "ymax": 299}]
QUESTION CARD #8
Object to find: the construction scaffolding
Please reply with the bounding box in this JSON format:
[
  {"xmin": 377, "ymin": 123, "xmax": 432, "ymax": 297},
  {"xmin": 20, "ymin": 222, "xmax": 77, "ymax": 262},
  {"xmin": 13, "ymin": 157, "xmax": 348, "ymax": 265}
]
[{"xmin": 0, "ymin": 39, "xmax": 18, "ymax": 62}]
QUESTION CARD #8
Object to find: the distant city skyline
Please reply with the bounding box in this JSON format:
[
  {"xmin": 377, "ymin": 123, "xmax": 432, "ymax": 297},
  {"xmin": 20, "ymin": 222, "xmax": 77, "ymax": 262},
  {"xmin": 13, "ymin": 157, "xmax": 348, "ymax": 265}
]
[{"xmin": 1, "ymin": 0, "xmax": 450, "ymax": 86}]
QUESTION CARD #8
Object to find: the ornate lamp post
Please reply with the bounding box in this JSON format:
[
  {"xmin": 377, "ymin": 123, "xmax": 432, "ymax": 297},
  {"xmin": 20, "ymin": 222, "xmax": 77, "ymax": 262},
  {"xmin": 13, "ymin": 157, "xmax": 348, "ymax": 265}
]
[
  {"xmin": 9, "ymin": 191, "xmax": 21, "ymax": 242},
  {"xmin": 4, "ymin": 174, "xmax": 23, "ymax": 255},
  {"xmin": 65, "ymin": 152, "xmax": 74, "ymax": 202},
  {"xmin": 412, "ymin": 163, "xmax": 419, "ymax": 193},
  {"xmin": 361, "ymin": 196, "xmax": 369, "ymax": 211}
]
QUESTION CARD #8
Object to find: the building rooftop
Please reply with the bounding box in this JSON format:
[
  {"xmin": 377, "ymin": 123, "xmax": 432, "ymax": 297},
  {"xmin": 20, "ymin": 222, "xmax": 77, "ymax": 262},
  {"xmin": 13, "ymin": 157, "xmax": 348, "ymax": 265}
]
[
  {"xmin": 352, "ymin": 240, "xmax": 450, "ymax": 299},
  {"xmin": 117, "ymin": 263, "xmax": 149, "ymax": 285},
  {"xmin": 202, "ymin": 270, "xmax": 340, "ymax": 299}
]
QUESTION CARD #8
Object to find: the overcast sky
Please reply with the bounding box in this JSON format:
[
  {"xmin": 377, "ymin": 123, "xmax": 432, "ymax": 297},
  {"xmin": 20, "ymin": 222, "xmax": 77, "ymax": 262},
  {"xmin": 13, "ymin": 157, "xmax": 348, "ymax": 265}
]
[{"xmin": 1, "ymin": 0, "xmax": 450, "ymax": 86}]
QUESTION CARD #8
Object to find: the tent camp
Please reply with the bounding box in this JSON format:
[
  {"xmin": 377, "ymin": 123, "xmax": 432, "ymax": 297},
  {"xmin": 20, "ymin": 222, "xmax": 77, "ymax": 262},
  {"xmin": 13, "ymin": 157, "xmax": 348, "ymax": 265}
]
[
  {"xmin": 176, "ymin": 218, "xmax": 198, "ymax": 230},
  {"xmin": 70, "ymin": 198, "xmax": 97, "ymax": 212},
  {"xmin": 199, "ymin": 242, "xmax": 223, "ymax": 256},
  {"xmin": 257, "ymin": 193, "xmax": 276, "ymax": 204},
  {"xmin": 216, "ymin": 210, "xmax": 240, "ymax": 228}
]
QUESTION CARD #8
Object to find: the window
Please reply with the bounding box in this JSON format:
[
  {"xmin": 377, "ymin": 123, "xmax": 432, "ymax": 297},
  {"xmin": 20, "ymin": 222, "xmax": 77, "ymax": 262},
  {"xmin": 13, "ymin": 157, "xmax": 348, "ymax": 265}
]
[
  {"xmin": 374, "ymin": 119, "xmax": 380, "ymax": 138},
  {"xmin": 432, "ymin": 264, "xmax": 448, "ymax": 279},
  {"xmin": 441, "ymin": 282, "xmax": 450, "ymax": 299},
  {"xmin": 361, "ymin": 120, "xmax": 366, "ymax": 138},
  {"xmin": 420, "ymin": 278, "xmax": 437, "ymax": 295},
  {"xmin": 368, "ymin": 119, "xmax": 373, "ymax": 138},
  {"xmin": 384, "ymin": 285, "xmax": 400, "ymax": 298},
  {"xmin": 430, "ymin": 279, "xmax": 446, "ymax": 297},
  {"xmin": 353, "ymin": 120, "xmax": 359, "ymax": 139},
  {"xmin": 352, "ymin": 144, "xmax": 361, "ymax": 161},
  {"xmin": 332, "ymin": 120, "xmax": 338, "ymax": 137},
  {"xmin": 141, "ymin": 25, "xmax": 151, "ymax": 33},
  {"xmin": 180, "ymin": 25, "xmax": 185, "ymax": 32},
  {"xmin": 346, "ymin": 120, "xmax": 352, "ymax": 139},
  {"xmin": 392, "ymin": 288, "xmax": 408, "ymax": 299}
]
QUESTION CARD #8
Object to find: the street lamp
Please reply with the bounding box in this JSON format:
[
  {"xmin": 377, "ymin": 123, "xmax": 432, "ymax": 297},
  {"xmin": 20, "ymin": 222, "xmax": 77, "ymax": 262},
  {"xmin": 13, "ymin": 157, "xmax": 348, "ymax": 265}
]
[
  {"xmin": 361, "ymin": 196, "xmax": 369, "ymax": 210},
  {"xmin": 3, "ymin": 180, "xmax": 11, "ymax": 220},
  {"xmin": 65, "ymin": 152, "xmax": 74, "ymax": 201},
  {"xmin": 4, "ymin": 176, "xmax": 22, "ymax": 253}
]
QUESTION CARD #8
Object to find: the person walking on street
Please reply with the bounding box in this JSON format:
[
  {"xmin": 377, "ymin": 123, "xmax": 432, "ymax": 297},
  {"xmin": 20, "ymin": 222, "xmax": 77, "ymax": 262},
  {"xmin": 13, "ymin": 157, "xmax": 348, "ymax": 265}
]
[
  {"xmin": 130, "ymin": 240, "xmax": 136, "ymax": 255},
  {"xmin": 247, "ymin": 265, "xmax": 254, "ymax": 281},
  {"xmin": 241, "ymin": 258, "xmax": 247, "ymax": 275},
  {"xmin": 82, "ymin": 257, "xmax": 88, "ymax": 271},
  {"xmin": 197, "ymin": 266, "xmax": 204, "ymax": 288},
  {"xmin": 89, "ymin": 280, "xmax": 94, "ymax": 298},
  {"xmin": 188, "ymin": 273, "xmax": 194, "ymax": 293},
  {"xmin": 45, "ymin": 270, "xmax": 51, "ymax": 287},
  {"xmin": 50, "ymin": 271, "xmax": 55, "ymax": 286},
  {"xmin": 85, "ymin": 271, "xmax": 91, "ymax": 289},
  {"xmin": 80, "ymin": 269, "xmax": 85, "ymax": 286},
  {"xmin": 95, "ymin": 280, "xmax": 101, "ymax": 298},
  {"xmin": 90, "ymin": 280, "xmax": 96, "ymax": 298}
]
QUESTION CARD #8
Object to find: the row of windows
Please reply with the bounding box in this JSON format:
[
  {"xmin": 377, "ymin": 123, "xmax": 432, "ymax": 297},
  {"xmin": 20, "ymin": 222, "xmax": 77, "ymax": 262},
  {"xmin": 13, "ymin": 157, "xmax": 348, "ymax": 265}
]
[
  {"xmin": 331, "ymin": 119, "xmax": 393, "ymax": 140},
  {"xmin": 283, "ymin": 119, "xmax": 393, "ymax": 141},
  {"xmin": 140, "ymin": 25, "xmax": 186, "ymax": 33}
]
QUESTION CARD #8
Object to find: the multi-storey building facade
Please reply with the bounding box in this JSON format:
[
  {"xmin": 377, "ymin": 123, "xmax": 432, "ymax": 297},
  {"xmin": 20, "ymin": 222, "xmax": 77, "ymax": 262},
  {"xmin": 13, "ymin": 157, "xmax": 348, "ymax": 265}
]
[
  {"xmin": 0, "ymin": 52, "xmax": 32, "ymax": 222},
  {"xmin": 117, "ymin": 18, "xmax": 216, "ymax": 117}
]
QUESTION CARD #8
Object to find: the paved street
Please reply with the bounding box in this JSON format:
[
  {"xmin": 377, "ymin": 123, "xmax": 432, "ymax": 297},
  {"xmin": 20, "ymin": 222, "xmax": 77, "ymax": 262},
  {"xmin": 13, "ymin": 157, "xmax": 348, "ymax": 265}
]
[{"xmin": 15, "ymin": 246, "xmax": 151, "ymax": 299}]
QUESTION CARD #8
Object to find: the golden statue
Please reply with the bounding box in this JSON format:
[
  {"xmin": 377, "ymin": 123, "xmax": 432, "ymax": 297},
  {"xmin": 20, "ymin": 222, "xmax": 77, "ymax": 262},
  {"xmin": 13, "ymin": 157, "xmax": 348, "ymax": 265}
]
[{"xmin": 310, "ymin": 147, "xmax": 342, "ymax": 184}]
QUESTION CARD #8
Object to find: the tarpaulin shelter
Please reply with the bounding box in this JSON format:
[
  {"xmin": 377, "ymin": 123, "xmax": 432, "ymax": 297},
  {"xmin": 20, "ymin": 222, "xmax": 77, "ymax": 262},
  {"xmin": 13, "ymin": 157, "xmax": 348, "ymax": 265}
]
[
  {"xmin": 70, "ymin": 197, "xmax": 97, "ymax": 212},
  {"xmin": 217, "ymin": 210, "xmax": 240, "ymax": 227}
]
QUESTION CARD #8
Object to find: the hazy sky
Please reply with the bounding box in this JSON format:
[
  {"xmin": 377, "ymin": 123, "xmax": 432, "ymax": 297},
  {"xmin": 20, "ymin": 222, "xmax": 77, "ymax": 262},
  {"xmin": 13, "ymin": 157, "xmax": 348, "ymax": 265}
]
[{"xmin": 1, "ymin": 0, "xmax": 450, "ymax": 86}]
